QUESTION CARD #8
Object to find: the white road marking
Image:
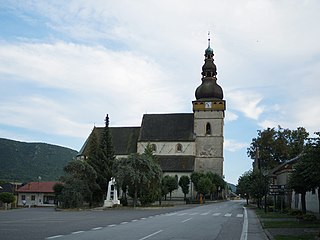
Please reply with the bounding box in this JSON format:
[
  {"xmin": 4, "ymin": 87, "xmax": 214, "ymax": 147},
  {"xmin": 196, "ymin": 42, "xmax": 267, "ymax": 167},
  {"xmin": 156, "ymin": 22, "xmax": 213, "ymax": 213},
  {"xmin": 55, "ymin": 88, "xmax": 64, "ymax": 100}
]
[
  {"xmin": 46, "ymin": 235, "xmax": 63, "ymax": 239},
  {"xmin": 201, "ymin": 212, "xmax": 210, "ymax": 216},
  {"xmin": 71, "ymin": 231, "xmax": 84, "ymax": 234},
  {"xmin": 166, "ymin": 213, "xmax": 177, "ymax": 216},
  {"xmin": 108, "ymin": 224, "xmax": 116, "ymax": 227},
  {"xmin": 240, "ymin": 207, "xmax": 248, "ymax": 240},
  {"xmin": 237, "ymin": 214, "xmax": 244, "ymax": 218},
  {"xmin": 212, "ymin": 213, "xmax": 221, "ymax": 216},
  {"xmin": 190, "ymin": 212, "xmax": 198, "ymax": 215},
  {"xmin": 138, "ymin": 230, "xmax": 163, "ymax": 240},
  {"xmin": 132, "ymin": 219, "xmax": 139, "ymax": 222},
  {"xmin": 91, "ymin": 227, "xmax": 103, "ymax": 230},
  {"xmin": 224, "ymin": 213, "xmax": 232, "ymax": 217},
  {"xmin": 121, "ymin": 221, "xmax": 128, "ymax": 225},
  {"xmin": 182, "ymin": 218, "xmax": 193, "ymax": 223},
  {"xmin": 178, "ymin": 213, "xmax": 188, "ymax": 216}
]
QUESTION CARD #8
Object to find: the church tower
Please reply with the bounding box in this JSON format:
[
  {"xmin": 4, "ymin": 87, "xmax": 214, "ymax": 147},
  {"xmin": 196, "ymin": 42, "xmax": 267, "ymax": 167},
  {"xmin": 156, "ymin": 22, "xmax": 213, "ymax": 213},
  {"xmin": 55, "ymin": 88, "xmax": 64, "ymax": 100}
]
[{"xmin": 192, "ymin": 36, "xmax": 226, "ymax": 177}]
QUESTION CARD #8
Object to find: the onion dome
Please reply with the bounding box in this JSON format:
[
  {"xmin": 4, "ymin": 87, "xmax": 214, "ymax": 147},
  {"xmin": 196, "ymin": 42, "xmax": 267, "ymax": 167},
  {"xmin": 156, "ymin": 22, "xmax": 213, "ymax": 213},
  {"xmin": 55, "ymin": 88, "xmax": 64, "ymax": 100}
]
[{"xmin": 195, "ymin": 35, "xmax": 223, "ymax": 100}]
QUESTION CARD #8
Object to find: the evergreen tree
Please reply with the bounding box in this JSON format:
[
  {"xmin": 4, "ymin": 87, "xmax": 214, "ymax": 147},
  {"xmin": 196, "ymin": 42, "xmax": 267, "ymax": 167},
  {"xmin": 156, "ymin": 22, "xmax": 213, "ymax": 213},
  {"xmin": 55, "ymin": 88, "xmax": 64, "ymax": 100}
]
[{"xmin": 87, "ymin": 115, "xmax": 115, "ymax": 204}]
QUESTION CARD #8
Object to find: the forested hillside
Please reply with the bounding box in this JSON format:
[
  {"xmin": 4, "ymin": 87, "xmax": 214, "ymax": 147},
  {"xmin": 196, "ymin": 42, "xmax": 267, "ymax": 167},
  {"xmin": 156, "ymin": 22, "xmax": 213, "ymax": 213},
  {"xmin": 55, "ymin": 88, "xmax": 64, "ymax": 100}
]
[{"xmin": 0, "ymin": 138, "xmax": 78, "ymax": 182}]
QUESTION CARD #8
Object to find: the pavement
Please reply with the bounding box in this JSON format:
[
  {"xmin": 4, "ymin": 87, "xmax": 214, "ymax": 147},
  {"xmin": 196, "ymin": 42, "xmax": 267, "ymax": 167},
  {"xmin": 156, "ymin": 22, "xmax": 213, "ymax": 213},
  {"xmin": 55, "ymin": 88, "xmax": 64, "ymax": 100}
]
[{"xmin": 246, "ymin": 207, "xmax": 269, "ymax": 240}]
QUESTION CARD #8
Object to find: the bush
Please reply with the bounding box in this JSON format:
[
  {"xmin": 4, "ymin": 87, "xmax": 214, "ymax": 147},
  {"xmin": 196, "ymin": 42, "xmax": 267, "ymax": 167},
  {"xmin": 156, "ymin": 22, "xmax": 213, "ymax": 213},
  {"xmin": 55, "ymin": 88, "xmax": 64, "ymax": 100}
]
[
  {"xmin": 302, "ymin": 214, "xmax": 317, "ymax": 222},
  {"xmin": 0, "ymin": 192, "xmax": 15, "ymax": 204},
  {"xmin": 288, "ymin": 209, "xmax": 303, "ymax": 216}
]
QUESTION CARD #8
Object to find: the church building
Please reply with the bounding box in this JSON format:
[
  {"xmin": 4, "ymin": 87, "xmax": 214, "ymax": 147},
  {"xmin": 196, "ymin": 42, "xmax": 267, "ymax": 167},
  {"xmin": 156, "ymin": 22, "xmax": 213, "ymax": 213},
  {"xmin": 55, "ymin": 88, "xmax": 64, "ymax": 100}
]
[{"xmin": 78, "ymin": 38, "xmax": 226, "ymax": 196}]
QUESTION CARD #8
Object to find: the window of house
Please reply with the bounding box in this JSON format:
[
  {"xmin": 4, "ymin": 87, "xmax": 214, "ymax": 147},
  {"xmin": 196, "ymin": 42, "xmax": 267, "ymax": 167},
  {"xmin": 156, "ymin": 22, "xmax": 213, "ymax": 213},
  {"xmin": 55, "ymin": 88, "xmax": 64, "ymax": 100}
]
[
  {"xmin": 176, "ymin": 143, "xmax": 182, "ymax": 152},
  {"xmin": 31, "ymin": 195, "xmax": 35, "ymax": 201},
  {"xmin": 21, "ymin": 195, "xmax": 26, "ymax": 200},
  {"xmin": 151, "ymin": 144, "xmax": 157, "ymax": 152},
  {"xmin": 206, "ymin": 122, "xmax": 212, "ymax": 135}
]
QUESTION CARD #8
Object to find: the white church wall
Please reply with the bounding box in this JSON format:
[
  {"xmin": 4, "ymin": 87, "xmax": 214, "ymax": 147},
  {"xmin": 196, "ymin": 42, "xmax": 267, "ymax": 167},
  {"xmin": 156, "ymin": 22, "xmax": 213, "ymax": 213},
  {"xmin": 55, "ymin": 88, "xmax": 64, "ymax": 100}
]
[{"xmin": 137, "ymin": 142, "xmax": 195, "ymax": 156}]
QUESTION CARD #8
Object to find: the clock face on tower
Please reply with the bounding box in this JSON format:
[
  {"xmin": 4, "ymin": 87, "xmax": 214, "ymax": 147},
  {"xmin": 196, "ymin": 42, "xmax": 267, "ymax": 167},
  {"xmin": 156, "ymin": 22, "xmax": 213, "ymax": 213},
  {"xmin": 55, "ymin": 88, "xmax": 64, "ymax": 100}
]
[{"xmin": 205, "ymin": 102, "xmax": 212, "ymax": 109}]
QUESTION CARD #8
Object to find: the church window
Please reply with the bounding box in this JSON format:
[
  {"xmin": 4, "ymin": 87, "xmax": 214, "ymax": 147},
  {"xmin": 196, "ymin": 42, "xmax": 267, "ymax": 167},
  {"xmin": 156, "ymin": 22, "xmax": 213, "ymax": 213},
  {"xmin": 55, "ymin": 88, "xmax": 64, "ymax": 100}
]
[
  {"xmin": 206, "ymin": 123, "xmax": 212, "ymax": 135},
  {"xmin": 176, "ymin": 143, "xmax": 182, "ymax": 152},
  {"xmin": 151, "ymin": 144, "xmax": 157, "ymax": 152}
]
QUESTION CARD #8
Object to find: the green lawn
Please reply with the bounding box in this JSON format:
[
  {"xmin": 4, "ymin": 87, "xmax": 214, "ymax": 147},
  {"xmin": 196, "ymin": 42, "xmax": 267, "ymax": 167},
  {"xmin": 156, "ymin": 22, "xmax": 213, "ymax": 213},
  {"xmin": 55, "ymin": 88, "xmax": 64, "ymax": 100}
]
[
  {"xmin": 274, "ymin": 234, "xmax": 317, "ymax": 240},
  {"xmin": 262, "ymin": 220, "xmax": 320, "ymax": 228}
]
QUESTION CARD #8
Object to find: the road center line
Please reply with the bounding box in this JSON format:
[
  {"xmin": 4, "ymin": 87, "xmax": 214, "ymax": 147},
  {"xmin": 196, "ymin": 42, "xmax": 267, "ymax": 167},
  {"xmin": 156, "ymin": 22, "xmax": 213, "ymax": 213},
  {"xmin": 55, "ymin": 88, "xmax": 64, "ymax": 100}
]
[
  {"xmin": 91, "ymin": 227, "xmax": 103, "ymax": 230},
  {"xmin": 138, "ymin": 230, "xmax": 163, "ymax": 240},
  {"xmin": 46, "ymin": 235, "xmax": 63, "ymax": 239},
  {"xmin": 181, "ymin": 218, "xmax": 192, "ymax": 223},
  {"xmin": 240, "ymin": 207, "xmax": 248, "ymax": 240},
  {"xmin": 71, "ymin": 231, "xmax": 84, "ymax": 234}
]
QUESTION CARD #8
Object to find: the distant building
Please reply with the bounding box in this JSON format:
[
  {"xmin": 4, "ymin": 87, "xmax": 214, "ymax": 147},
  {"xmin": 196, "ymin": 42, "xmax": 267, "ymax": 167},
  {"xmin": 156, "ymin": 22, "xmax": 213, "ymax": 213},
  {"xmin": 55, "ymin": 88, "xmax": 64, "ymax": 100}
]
[
  {"xmin": 78, "ymin": 38, "xmax": 226, "ymax": 198},
  {"xmin": 16, "ymin": 181, "xmax": 59, "ymax": 207}
]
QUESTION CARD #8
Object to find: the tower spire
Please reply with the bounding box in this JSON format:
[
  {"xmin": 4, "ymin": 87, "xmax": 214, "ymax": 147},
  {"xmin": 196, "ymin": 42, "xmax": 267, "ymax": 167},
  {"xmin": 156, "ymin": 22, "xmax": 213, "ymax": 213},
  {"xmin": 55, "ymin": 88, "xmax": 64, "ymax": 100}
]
[{"xmin": 208, "ymin": 31, "xmax": 211, "ymax": 48}]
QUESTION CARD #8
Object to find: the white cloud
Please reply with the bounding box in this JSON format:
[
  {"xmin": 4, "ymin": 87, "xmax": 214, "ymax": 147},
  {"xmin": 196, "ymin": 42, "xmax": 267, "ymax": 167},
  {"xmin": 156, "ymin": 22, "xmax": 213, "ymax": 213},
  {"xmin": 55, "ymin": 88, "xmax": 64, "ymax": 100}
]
[
  {"xmin": 225, "ymin": 111, "xmax": 238, "ymax": 122},
  {"xmin": 224, "ymin": 139, "xmax": 248, "ymax": 152},
  {"xmin": 227, "ymin": 89, "xmax": 265, "ymax": 120}
]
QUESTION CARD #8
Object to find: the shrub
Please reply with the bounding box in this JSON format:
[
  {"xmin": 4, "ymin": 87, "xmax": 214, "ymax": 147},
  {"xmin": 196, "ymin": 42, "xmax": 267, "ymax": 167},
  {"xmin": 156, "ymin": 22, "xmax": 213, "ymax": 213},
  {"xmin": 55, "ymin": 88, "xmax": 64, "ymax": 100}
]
[
  {"xmin": 302, "ymin": 214, "xmax": 317, "ymax": 222},
  {"xmin": 288, "ymin": 209, "xmax": 303, "ymax": 216}
]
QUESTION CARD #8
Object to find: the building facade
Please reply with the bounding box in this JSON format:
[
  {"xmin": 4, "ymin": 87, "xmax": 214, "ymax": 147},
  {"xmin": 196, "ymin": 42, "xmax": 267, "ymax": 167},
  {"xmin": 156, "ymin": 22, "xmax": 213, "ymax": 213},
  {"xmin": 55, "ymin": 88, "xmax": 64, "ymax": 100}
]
[{"xmin": 78, "ymin": 39, "xmax": 226, "ymax": 198}]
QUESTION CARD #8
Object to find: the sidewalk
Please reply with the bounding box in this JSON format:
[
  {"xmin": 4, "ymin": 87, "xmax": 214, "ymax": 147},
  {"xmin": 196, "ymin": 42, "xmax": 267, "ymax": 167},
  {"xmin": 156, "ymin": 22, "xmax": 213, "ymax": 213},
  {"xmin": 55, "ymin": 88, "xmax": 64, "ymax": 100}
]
[{"xmin": 246, "ymin": 207, "xmax": 269, "ymax": 240}]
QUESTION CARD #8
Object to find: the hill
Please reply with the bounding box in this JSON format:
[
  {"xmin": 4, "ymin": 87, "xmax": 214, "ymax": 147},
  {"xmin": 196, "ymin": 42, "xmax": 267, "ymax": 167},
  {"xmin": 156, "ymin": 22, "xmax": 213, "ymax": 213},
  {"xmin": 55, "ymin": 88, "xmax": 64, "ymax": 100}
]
[
  {"xmin": 0, "ymin": 138, "xmax": 78, "ymax": 182},
  {"xmin": 227, "ymin": 182, "xmax": 237, "ymax": 193}
]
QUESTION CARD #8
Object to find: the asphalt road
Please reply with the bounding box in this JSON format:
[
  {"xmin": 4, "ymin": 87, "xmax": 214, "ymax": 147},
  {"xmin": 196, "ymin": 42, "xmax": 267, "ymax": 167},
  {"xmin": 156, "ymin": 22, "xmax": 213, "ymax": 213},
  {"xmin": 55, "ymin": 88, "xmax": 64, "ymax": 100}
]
[{"xmin": 0, "ymin": 200, "xmax": 249, "ymax": 240}]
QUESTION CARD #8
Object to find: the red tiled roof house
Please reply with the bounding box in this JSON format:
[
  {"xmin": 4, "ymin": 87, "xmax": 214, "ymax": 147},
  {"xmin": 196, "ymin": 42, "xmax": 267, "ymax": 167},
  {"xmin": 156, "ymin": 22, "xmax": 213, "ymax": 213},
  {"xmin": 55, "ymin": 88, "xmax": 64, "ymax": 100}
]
[{"xmin": 16, "ymin": 181, "xmax": 59, "ymax": 207}]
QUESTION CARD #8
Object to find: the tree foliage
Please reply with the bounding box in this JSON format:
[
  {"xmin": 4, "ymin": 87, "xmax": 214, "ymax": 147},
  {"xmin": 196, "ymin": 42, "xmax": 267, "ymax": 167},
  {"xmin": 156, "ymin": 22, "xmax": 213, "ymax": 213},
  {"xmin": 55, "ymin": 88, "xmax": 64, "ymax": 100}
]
[
  {"xmin": 247, "ymin": 126, "xmax": 309, "ymax": 169},
  {"xmin": 114, "ymin": 145, "xmax": 162, "ymax": 207},
  {"xmin": 162, "ymin": 175, "xmax": 178, "ymax": 200},
  {"xmin": 178, "ymin": 175, "xmax": 190, "ymax": 199},
  {"xmin": 86, "ymin": 115, "xmax": 115, "ymax": 204},
  {"xmin": 0, "ymin": 192, "xmax": 15, "ymax": 204},
  {"xmin": 191, "ymin": 171, "xmax": 225, "ymax": 200},
  {"xmin": 288, "ymin": 132, "xmax": 320, "ymax": 213},
  {"xmin": 59, "ymin": 160, "xmax": 99, "ymax": 208},
  {"xmin": 237, "ymin": 170, "xmax": 269, "ymax": 208},
  {"xmin": 236, "ymin": 171, "xmax": 251, "ymax": 204},
  {"xmin": 197, "ymin": 177, "xmax": 212, "ymax": 196}
]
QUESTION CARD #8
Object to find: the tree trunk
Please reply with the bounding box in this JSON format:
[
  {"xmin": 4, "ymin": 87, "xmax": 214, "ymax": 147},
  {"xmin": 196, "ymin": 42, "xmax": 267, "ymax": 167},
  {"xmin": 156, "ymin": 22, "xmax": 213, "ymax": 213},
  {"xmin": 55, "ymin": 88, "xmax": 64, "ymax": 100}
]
[
  {"xmin": 134, "ymin": 184, "xmax": 138, "ymax": 208},
  {"xmin": 318, "ymin": 187, "xmax": 320, "ymax": 213},
  {"xmin": 301, "ymin": 191, "xmax": 306, "ymax": 214},
  {"xmin": 169, "ymin": 192, "xmax": 172, "ymax": 200}
]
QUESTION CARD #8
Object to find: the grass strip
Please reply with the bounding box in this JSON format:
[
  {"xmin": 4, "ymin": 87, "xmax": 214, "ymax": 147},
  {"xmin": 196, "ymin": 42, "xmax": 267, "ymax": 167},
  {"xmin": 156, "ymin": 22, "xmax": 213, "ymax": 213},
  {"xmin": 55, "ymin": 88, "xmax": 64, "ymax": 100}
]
[
  {"xmin": 274, "ymin": 234, "xmax": 317, "ymax": 240},
  {"xmin": 262, "ymin": 220, "xmax": 320, "ymax": 228}
]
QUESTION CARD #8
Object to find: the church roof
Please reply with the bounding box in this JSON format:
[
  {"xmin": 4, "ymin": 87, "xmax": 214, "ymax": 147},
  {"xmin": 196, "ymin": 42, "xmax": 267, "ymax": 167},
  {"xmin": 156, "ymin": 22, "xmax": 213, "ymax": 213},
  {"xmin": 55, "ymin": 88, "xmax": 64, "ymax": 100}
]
[
  {"xmin": 78, "ymin": 126, "xmax": 140, "ymax": 156},
  {"xmin": 156, "ymin": 155, "xmax": 195, "ymax": 172},
  {"xmin": 139, "ymin": 113, "xmax": 194, "ymax": 142}
]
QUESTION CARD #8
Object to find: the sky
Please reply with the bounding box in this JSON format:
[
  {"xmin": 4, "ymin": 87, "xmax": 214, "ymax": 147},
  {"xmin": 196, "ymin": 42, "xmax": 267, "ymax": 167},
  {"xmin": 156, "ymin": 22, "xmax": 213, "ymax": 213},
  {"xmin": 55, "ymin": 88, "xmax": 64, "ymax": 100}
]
[{"xmin": 1, "ymin": 0, "xmax": 320, "ymax": 185}]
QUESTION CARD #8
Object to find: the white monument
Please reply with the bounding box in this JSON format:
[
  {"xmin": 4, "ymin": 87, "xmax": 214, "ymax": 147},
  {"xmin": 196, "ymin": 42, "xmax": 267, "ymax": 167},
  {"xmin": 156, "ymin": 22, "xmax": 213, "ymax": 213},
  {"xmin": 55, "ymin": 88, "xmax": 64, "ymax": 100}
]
[{"xmin": 103, "ymin": 178, "xmax": 120, "ymax": 207}]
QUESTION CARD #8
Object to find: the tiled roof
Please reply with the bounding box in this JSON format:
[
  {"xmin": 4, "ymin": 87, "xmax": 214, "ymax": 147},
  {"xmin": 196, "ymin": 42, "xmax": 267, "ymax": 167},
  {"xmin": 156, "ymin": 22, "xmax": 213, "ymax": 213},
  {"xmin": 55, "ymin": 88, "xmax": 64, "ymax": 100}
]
[
  {"xmin": 16, "ymin": 181, "xmax": 60, "ymax": 193},
  {"xmin": 78, "ymin": 126, "xmax": 140, "ymax": 156},
  {"xmin": 139, "ymin": 113, "xmax": 194, "ymax": 142},
  {"xmin": 156, "ymin": 155, "xmax": 195, "ymax": 172}
]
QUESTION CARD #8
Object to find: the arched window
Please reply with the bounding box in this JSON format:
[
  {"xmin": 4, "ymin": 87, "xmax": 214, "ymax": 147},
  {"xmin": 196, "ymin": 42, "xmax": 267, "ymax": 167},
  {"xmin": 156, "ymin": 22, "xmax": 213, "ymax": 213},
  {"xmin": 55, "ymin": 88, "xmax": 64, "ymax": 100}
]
[
  {"xmin": 176, "ymin": 143, "xmax": 182, "ymax": 152},
  {"xmin": 206, "ymin": 122, "xmax": 212, "ymax": 135},
  {"xmin": 151, "ymin": 144, "xmax": 157, "ymax": 152}
]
